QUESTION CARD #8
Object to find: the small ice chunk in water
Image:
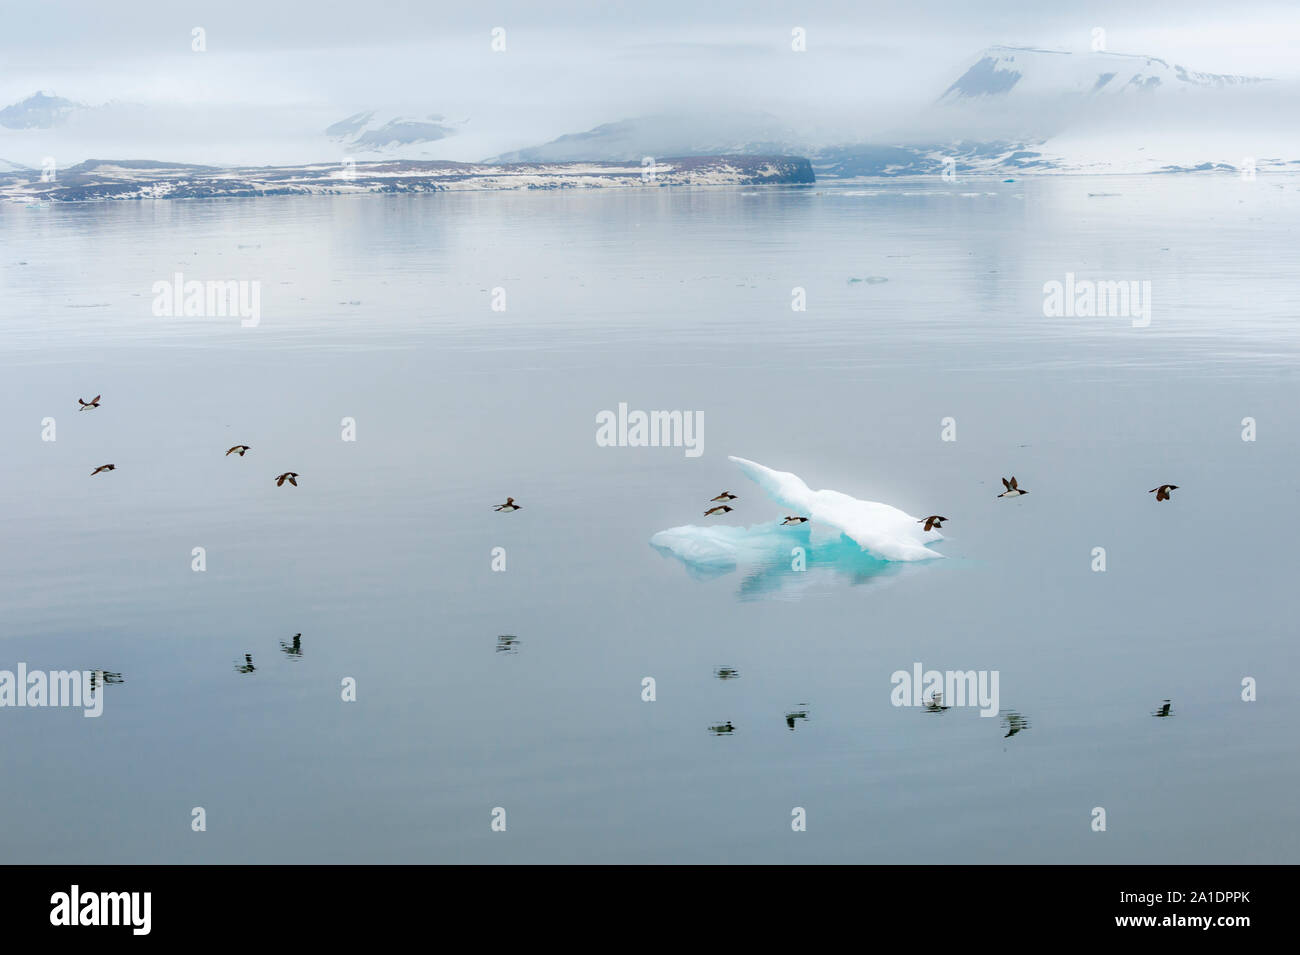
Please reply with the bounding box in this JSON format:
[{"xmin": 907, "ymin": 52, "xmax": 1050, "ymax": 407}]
[{"xmin": 726, "ymin": 456, "xmax": 944, "ymax": 562}]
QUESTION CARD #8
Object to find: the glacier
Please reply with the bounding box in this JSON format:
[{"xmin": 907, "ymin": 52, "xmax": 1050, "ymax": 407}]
[{"xmin": 649, "ymin": 456, "xmax": 946, "ymax": 572}]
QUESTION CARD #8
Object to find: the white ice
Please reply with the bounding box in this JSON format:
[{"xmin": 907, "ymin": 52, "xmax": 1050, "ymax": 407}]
[
  {"xmin": 650, "ymin": 456, "xmax": 945, "ymax": 566},
  {"xmin": 725, "ymin": 456, "xmax": 944, "ymax": 562}
]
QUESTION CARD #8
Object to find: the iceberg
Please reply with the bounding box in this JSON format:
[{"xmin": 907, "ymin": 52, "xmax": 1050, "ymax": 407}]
[
  {"xmin": 649, "ymin": 457, "xmax": 946, "ymax": 594},
  {"xmin": 726, "ymin": 456, "xmax": 944, "ymax": 562}
]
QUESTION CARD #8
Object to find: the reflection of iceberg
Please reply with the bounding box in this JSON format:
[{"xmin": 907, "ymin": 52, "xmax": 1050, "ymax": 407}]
[
  {"xmin": 727, "ymin": 456, "xmax": 944, "ymax": 561},
  {"xmin": 650, "ymin": 520, "xmax": 923, "ymax": 597},
  {"xmin": 649, "ymin": 523, "xmax": 807, "ymax": 570}
]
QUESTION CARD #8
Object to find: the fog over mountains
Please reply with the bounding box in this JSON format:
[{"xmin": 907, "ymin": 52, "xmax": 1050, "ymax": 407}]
[
  {"xmin": 487, "ymin": 47, "xmax": 1290, "ymax": 175},
  {"xmin": 2, "ymin": 32, "xmax": 1297, "ymax": 178}
]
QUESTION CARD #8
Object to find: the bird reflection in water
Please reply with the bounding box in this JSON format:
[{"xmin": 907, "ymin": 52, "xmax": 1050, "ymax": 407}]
[
  {"xmin": 88, "ymin": 670, "xmax": 124, "ymax": 692},
  {"xmin": 1002, "ymin": 711, "xmax": 1030, "ymax": 739},
  {"xmin": 923, "ymin": 691, "xmax": 949, "ymax": 713}
]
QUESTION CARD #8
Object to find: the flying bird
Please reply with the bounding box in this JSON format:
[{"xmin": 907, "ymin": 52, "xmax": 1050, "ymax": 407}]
[
  {"xmin": 78, "ymin": 395, "xmax": 101, "ymax": 411},
  {"xmin": 90, "ymin": 464, "xmax": 115, "ymax": 475},
  {"xmin": 704, "ymin": 505, "xmax": 733, "ymax": 516},
  {"xmin": 494, "ymin": 497, "xmax": 522, "ymax": 512},
  {"xmin": 710, "ymin": 491, "xmax": 737, "ymax": 502},
  {"xmin": 997, "ymin": 477, "xmax": 1027, "ymax": 498},
  {"xmin": 275, "ymin": 472, "xmax": 299, "ymax": 487},
  {"xmin": 918, "ymin": 515, "xmax": 948, "ymax": 532},
  {"xmin": 226, "ymin": 445, "xmax": 250, "ymax": 457},
  {"xmin": 1149, "ymin": 484, "xmax": 1178, "ymax": 502},
  {"xmin": 781, "ymin": 515, "xmax": 809, "ymax": 525}
]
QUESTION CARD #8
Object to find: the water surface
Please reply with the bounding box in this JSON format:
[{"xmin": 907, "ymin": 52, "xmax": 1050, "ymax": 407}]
[{"xmin": 1, "ymin": 177, "xmax": 1297, "ymax": 862}]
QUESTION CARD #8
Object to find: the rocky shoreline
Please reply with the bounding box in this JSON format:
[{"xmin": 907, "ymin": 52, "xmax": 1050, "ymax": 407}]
[{"xmin": 0, "ymin": 156, "xmax": 815, "ymax": 202}]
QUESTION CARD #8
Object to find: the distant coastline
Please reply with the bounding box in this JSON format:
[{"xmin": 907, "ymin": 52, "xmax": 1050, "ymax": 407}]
[{"xmin": 0, "ymin": 156, "xmax": 816, "ymax": 202}]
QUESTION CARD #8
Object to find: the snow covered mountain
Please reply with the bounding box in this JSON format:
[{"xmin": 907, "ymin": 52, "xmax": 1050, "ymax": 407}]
[
  {"xmin": 939, "ymin": 46, "xmax": 1267, "ymax": 103},
  {"xmin": 489, "ymin": 112, "xmax": 805, "ymax": 164},
  {"xmin": 924, "ymin": 46, "xmax": 1291, "ymax": 175},
  {"xmin": 0, "ymin": 92, "xmax": 85, "ymax": 130},
  {"xmin": 0, "ymin": 44, "xmax": 1292, "ymax": 178},
  {"xmin": 490, "ymin": 46, "xmax": 1291, "ymax": 177}
]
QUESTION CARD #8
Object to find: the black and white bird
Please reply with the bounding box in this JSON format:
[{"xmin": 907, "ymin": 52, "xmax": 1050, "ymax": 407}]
[{"xmin": 997, "ymin": 477, "xmax": 1027, "ymax": 498}]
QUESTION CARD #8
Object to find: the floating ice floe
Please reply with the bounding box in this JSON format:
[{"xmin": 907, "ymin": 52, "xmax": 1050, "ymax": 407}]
[{"xmin": 650, "ymin": 456, "xmax": 945, "ymax": 569}]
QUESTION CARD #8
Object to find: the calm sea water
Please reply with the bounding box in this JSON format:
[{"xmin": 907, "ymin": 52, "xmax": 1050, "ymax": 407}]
[{"xmin": 1, "ymin": 177, "xmax": 1298, "ymax": 863}]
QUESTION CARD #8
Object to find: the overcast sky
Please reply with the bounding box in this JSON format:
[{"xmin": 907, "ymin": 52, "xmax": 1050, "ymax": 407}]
[
  {"xmin": 2, "ymin": 1, "xmax": 1297, "ymax": 164},
  {"xmin": 6, "ymin": 1, "xmax": 1299, "ymax": 98}
]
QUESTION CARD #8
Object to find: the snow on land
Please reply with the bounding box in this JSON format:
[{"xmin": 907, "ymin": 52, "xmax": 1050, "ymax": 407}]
[{"xmin": 0, "ymin": 156, "xmax": 812, "ymax": 202}]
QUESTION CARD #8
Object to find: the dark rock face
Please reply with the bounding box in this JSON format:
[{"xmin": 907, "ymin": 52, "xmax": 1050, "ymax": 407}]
[{"xmin": 941, "ymin": 56, "xmax": 1024, "ymax": 99}]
